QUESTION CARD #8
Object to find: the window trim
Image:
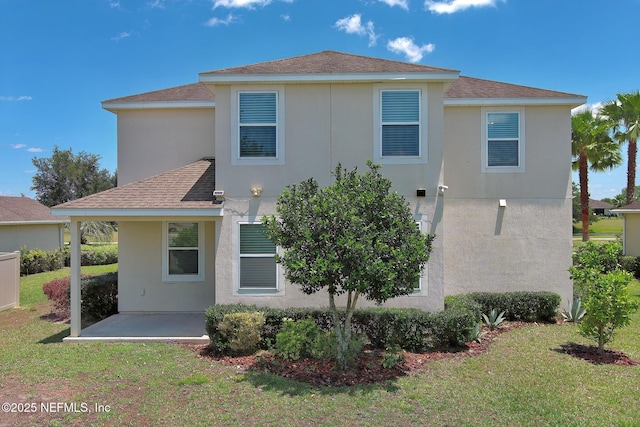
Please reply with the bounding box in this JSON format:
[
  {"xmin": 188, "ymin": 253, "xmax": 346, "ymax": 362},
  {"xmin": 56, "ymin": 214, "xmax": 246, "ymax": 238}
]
[
  {"xmin": 481, "ymin": 107, "xmax": 525, "ymax": 173},
  {"xmin": 162, "ymin": 221, "xmax": 205, "ymax": 282},
  {"xmin": 231, "ymin": 86, "xmax": 285, "ymax": 166},
  {"xmin": 373, "ymin": 86, "xmax": 428, "ymax": 165},
  {"xmin": 237, "ymin": 221, "xmax": 279, "ymax": 293}
]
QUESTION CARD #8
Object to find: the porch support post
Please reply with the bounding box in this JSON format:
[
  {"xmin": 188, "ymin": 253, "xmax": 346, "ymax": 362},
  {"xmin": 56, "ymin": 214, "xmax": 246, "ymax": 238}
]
[{"xmin": 70, "ymin": 219, "xmax": 82, "ymax": 337}]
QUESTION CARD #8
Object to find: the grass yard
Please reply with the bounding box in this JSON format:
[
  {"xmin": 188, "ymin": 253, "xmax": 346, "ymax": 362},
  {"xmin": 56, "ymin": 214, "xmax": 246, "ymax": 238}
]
[
  {"xmin": 1, "ymin": 270, "xmax": 639, "ymax": 426},
  {"xmin": 573, "ymin": 217, "xmax": 623, "ymax": 237}
]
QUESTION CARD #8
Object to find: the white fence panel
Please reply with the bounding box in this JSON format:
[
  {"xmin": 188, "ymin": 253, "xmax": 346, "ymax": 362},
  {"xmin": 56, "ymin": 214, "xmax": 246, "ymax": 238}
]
[{"xmin": 0, "ymin": 251, "xmax": 20, "ymax": 311}]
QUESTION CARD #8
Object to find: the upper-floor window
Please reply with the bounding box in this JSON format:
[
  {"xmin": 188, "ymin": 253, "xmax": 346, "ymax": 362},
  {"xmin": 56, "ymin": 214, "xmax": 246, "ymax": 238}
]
[
  {"xmin": 373, "ymin": 86, "xmax": 427, "ymax": 165},
  {"xmin": 239, "ymin": 92, "xmax": 277, "ymax": 158},
  {"xmin": 482, "ymin": 109, "xmax": 525, "ymax": 173},
  {"xmin": 232, "ymin": 87, "xmax": 285, "ymax": 166},
  {"xmin": 381, "ymin": 90, "xmax": 420, "ymax": 157}
]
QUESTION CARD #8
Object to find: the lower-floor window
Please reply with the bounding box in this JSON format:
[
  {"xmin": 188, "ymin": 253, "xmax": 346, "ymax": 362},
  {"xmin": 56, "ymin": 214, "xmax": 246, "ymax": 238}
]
[
  {"xmin": 163, "ymin": 221, "xmax": 205, "ymax": 282},
  {"xmin": 239, "ymin": 223, "xmax": 277, "ymax": 290}
]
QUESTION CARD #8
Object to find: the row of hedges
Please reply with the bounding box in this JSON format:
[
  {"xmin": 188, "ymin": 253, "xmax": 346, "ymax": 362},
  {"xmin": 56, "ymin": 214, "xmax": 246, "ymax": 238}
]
[
  {"xmin": 42, "ymin": 272, "xmax": 118, "ymax": 321},
  {"xmin": 205, "ymin": 291, "xmax": 561, "ymax": 355},
  {"xmin": 20, "ymin": 245, "xmax": 118, "ymax": 275}
]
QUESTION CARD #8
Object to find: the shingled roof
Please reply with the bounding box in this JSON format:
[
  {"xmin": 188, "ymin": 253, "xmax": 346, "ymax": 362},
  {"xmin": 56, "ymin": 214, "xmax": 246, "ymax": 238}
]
[
  {"xmin": 446, "ymin": 76, "xmax": 582, "ymax": 100},
  {"xmin": 52, "ymin": 159, "xmax": 219, "ymax": 214},
  {"xmin": 0, "ymin": 196, "xmax": 67, "ymax": 223},
  {"xmin": 201, "ymin": 50, "xmax": 457, "ymax": 75}
]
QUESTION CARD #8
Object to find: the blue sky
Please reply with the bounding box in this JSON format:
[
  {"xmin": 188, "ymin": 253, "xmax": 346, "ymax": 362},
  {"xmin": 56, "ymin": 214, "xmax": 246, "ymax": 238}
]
[{"xmin": 1, "ymin": 0, "xmax": 639, "ymax": 200}]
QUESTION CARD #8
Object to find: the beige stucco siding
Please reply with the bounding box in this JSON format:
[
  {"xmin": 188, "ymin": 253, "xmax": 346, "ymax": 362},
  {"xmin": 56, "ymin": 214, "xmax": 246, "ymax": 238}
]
[
  {"xmin": 622, "ymin": 213, "xmax": 640, "ymax": 256},
  {"xmin": 0, "ymin": 224, "xmax": 65, "ymax": 252},
  {"xmin": 117, "ymin": 108, "xmax": 215, "ymax": 185},
  {"xmin": 442, "ymin": 105, "xmax": 573, "ymax": 302},
  {"xmin": 117, "ymin": 220, "xmax": 216, "ymax": 312}
]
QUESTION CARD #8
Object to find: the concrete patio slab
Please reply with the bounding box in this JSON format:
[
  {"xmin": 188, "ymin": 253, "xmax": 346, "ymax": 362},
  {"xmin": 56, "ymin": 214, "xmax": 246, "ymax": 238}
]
[{"xmin": 63, "ymin": 313, "xmax": 209, "ymax": 343}]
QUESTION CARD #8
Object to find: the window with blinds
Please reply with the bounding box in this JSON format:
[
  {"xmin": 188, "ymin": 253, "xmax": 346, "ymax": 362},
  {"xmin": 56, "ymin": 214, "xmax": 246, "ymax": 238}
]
[
  {"xmin": 487, "ymin": 112, "xmax": 520, "ymax": 167},
  {"xmin": 381, "ymin": 90, "xmax": 420, "ymax": 157},
  {"xmin": 163, "ymin": 222, "xmax": 204, "ymax": 282},
  {"xmin": 239, "ymin": 92, "xmax": 277, "ymax": 158},
  {"xmin": 239, "ymin": 224, "xmax": 277, "ymax": 289}
]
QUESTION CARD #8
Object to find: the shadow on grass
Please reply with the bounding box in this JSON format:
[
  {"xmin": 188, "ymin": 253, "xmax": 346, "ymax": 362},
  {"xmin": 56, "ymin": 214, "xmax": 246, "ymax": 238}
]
[
  {"xmin": 240, "ymin": 368, "xmax": 400, "ymax": 397},
  {"xmin": 39, "ymin": 327, "xmax": 70, "ymax": 344}
]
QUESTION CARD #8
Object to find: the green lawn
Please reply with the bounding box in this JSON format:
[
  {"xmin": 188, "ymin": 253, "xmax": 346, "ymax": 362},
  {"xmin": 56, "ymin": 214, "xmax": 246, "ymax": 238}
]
[
  {"xmin": 573, "ymin": 217, "xmax": 623, "ymax": 236},
  {"xmin": 1, "ymin": 271, "xmax": 639, "ymax": 426}
]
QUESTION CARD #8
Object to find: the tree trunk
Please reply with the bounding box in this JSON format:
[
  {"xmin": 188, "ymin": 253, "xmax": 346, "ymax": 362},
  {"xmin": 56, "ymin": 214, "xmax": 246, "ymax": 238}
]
[
  {"xmin": 627, "ymin": 139, "xmax": 637, "ymax": 205},
  {"xmin": 579, "ymin": 151, "xmax": 590, "ymax": 242},
  {"xmin": 329, "ymin": 290, "xmax": 358, "ymax": 371}
]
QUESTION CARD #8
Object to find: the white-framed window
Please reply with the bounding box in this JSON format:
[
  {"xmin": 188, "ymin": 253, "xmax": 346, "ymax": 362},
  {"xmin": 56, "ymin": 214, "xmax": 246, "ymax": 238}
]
[
  {"xmin": 231, "ymin": 87, "xmax": 285, "ymax": 166},
  {"xmin": 482, "ymin": 108, "xmax": 525, "ymax": 173},
  {"xmin": 373, "ymin": 86, "xmax": 427, "ymax": 165},
  {"xmin": 238, "ymin": 223, "xmax": 278, "ymax": 291},
  {"xmin": 162, "ymin": 222, "xmax": 205, "ymax": 282}
]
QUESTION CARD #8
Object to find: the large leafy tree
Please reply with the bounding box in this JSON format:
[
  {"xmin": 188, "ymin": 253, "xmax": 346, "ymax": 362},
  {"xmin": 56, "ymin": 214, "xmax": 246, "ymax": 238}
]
[
  {"xmin": 31, "ymin": 145, "xmax": 115, "ymax": 207},
  {"xmin": 262, "ymin": 161, "xmax": 434, "ymax": 370},
  {"xmin": 572, "ymin": 110, "xmax": 622, "ymax": 241},
  {"xmin": 601, "ymin": 90, "xmax": 640, "ymax": 205},
  {"xmin": 31, "ymin": 146, "xmax": 117, "ymax": 243}
]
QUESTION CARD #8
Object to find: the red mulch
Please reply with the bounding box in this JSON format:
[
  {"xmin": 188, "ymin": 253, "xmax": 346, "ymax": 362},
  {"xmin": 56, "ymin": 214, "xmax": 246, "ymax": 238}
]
[
  {"xmin": 557, "ymin": 342, "xmax": 640, "ymax": 366},
  {"xmin": 186, "ymin": 321, "xmax": 640, "ymax": 387},
  {"xmin": 188, "ymin": 323, "xmax": 527, "ymax": 387}
]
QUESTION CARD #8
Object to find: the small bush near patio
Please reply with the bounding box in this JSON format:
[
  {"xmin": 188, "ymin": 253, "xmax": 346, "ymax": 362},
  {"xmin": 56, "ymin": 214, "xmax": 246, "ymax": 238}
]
[
  {"xmin": 20, "ymin": 246, "xmax": 68, "ymax": 275},
  {"xmin": 218, "ymin": 312, "xmax": 265, "ymax": 356},
  {"xmin": 42, "ymin": 272, "xmax": 118, "ymax": 321}
]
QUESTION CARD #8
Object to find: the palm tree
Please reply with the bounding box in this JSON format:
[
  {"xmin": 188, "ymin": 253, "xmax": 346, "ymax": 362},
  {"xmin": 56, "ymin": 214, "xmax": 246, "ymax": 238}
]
[
  {"xmin": 572, "ymin": 109, "xmax": 622, "ymax": 241},
  {"xmin": 600, "ymin": 91, "xmax": 640, "ymax": 205}
]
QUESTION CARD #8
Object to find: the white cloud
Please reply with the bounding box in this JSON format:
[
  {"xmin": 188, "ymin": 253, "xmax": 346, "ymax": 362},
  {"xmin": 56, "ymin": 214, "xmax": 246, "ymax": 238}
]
[
  {"xmin": 24, "ymin": 169, "xmax": 36, "ymax": 174},
  {"xmin": 425, "ymin": 0, "xmax": 501, "ymax": 14},
  {"xmin": 212, "ymin": 0, "xmax": 293, "ymax": 9},
  {"xmin": 335, "ymin": 14, "xmax": 378, "ymax": 47},
  {"xmin": 111, "ymin": 31, "xmax": 133, "ymax": 42},
  {"xmin": 27, "ymin": 147, "xmax": 43, "ymax": 153},
  {"xmin": 109, "ymin": 1, "xmax": 121, "ymax": 8},
  {"xmin": 11, "ymin": 144, "xmax": 26, "ymax": 149},
  {"xmin": 281, "ymin": 14, "xmax": 291, "ymax": 22},
  {"xmin": 148, "ymin": 0, "xmax": 166, "ymax": 8},
  {"xmin": 571, "ymin": 102, "xmax": 604, "ymax": 117},
  {"xmin": 387, "ymin": 36, "xmax": 435, "ymax": 62},
  {"xmin": 0, "ymin": 96, "xmax": 32, "ymax": 101},
  {"xmin": 379, "ymin": 0, "xmax": 409, "ymax": 9},
  {"xmin": 205, "ymin": 13, "xmax": 239, "ymax": 26}
]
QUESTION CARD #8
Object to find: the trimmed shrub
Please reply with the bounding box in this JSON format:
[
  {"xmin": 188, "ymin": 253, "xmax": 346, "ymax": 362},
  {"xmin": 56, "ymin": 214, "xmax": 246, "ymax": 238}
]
[
  {"xmin": 20, "ymin": 247, "xmax": 67, "ymax": 275},
  {"xmin": 464, "ymin": 291, "xmax": 560, "ymax": 322},
  {"xmin": 81, "ymin": 272, "xmax": 118, "ymax": 321},
  {"xmin": 204, "ymin": 304, "xmax": 259, "ymax": 354},
  {"xmin": 573, "ymin": 241, "xmax": 622, "ymax": 272},
  {"xmin": 445, "ymin": 294, "xmax": 483, "ymax": 320},
  {"xmin": 275, "ymin": 318, "xmax": 320, "ymax": 361},
  {"xmin": 42, "ymin": 272, "xmax": 117, "ymax": 321},
  {"xmin": 218, "ymin": 312, "xmax": 265, "ymax": 356},
  {"xmin": 620, "ymin": 256, "xmax": 640, "ymax": 278},
  {"xmin": 81, "ymin": 245, "xmax": 118, "ymax": 266}
]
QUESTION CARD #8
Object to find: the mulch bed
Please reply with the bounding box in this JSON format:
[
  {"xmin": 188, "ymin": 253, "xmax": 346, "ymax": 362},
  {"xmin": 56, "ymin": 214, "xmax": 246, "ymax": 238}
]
[
  {"xmin": 189, "ymin": 323, "xmax": 525, "ymax": 387},
  {"xmin": 557, "ymin": 342, "xmax": 640, "ymax": 366}
]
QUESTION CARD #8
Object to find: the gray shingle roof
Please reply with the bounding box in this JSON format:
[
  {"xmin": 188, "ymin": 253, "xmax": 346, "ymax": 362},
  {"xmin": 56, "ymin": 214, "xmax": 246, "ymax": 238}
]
[
  {"xmin": 201, "ymin": 50, "xmax": 457, "ymax": 75},
  {"xmin": 447, "ymin": 76, "xmax": 583, "ymax": 99},
  {"xmin": 0, "ymin": 196, "xmax": 67, "ymax": 223},
  {"xmin": 52, "ymin": 159, "xmax": 217, "ymax": 211}
]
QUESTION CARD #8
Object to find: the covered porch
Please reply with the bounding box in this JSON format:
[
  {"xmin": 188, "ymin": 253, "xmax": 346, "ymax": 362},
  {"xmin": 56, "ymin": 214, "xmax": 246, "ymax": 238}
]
[{"xmin": 50, "ymin": 159, "xmax": 222, "ymax": 340}]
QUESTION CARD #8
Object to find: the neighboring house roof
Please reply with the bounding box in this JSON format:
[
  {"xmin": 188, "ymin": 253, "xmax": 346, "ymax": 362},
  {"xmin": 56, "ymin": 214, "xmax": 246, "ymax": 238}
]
[
  {"xmin": 51, "ymin": 159, "xmax": 221, "ymax": 217},
  {"xmin": 589, "ymin": 199, "xmax": 614, "ymax": 209},
  {"xmin": 103, "ymin": 83, "xmax": 214, "ymax": 111},
  {"xmin": 0, "ymin": 196, "xmax": 68, "ymax": 225},
  {"xmin": 611, "ymin": 201, "xmax": 640, "ymax": 213}
]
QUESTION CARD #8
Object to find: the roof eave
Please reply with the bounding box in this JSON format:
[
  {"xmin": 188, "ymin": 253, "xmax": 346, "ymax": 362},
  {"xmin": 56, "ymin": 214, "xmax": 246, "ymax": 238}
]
[
  {"xmin": 199, "ymin": 72, "xmax": 460, "ymax": 85},
  {"xmin": 51, "ymin": 207, "xmax": 224, "ymax": 218},
  {"xmin": 102, "ymin": 100, "xmax": 215, "ymax": 112},
  {"xmin": 444, "ymin": 97, "xmax": 587, "ymax": 107},
  {"xmin": 610, "ymin": 209, "xmax": 640, "ymax": 214},
  {"xmin": 0, "ymin": 220, "xmax": 69, "ymax": 225}
]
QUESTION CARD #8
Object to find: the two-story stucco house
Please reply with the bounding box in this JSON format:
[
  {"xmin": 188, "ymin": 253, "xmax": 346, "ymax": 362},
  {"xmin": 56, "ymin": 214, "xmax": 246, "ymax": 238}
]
[{"xmin": 52, "ymin": 51, "xmax": 586, "ymax": 339}]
